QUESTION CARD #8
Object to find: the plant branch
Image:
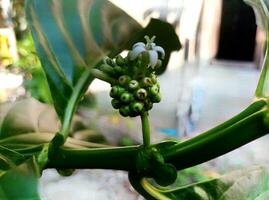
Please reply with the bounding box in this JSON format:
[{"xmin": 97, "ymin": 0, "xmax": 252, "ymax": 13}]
[
  {"xmin": 37, "ymin": 69, "xmax": 94, "ymax": 168},
  {"xmin": 90, "ymin": 68, "xmax": 117, "ymax": 85},
  {"xmin": 45, "ymin": 146, "xmax": 140, "ymax": 171},
  {"xmin": 24, "ymin": 100, "xmax": 269, "ymax": 172},
  {"xmin": 163, "ymin": 99, "xmax": 269, "ymax": 170}
]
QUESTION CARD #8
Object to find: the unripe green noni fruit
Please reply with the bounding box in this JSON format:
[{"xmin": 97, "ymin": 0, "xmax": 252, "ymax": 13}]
[
  {"xmin": 141, "ymin": 77, "xmax": 153, "ymax": 88},
  {"xmin": 149, "ymin": 85, "xmax": 159, "ymax": 96},
  {"xmin": 111, "ymin": 99, "xmax": 121, "ymax": 109},
  {"xmin": 120, "ymin": 92, "xmax": 133, "ymax": 104},
  {"xmin": 119, "ymin": 75, "xmax": 131, "ymax": 86},
  {"xmin": 110, "ymin": 86, "xmax": 125, "ymax": 98},
  {"xmin": 128, "ymin": 80, "xmax": 139, "ymax": 90},
  {"xmin": 119, "ymin": 105, "xmax": 130, "ymax": 117},
  {"xmin": 151, "ymin": 93, "xmax": 161, "ymax": 103},
  {"xmin": 136, "ymin": 88, "xmax": 147, "ymax": 100},
  {"xmin": 131, "ymin": 102, "xmax": 144, "ymax": 113}
]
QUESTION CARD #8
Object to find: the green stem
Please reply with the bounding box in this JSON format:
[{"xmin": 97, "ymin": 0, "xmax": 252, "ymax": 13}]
[
  {"xmin": 163, "ymin": 100, "xmax": 269, "ymax": 170},
  {"xmin": 46, "ymin": 146, "xmax": 140, "ymax": 171},
  {"xmin": 25, "ymin": 101, "xmax": 269, "ymax": 172},
  {"xmin": 254, "ymin": 0, "xmax": 269, "ymax": 98},
  {"xmin": 38, "ymin": 70, "xmax": 93, "ymax": 167},
  {"xmin": 141, "ymin": 112, "xmax": 151, "ymax": 148},
  {"xmin": 59, "ymin": 70, "xmax": 93, "ymax": 143},
  {"xmin": 90, "ymin": 68, "xmax": 117, "ymax": 85}
]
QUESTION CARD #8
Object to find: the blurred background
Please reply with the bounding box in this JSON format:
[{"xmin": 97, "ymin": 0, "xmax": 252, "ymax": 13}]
[{"xmin": 0, "ymin": 0, "xmax": 268, "ymax": 199}]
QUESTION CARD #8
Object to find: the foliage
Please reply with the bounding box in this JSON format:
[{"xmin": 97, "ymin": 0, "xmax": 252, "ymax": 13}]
[{"xmin": 1, "ymin": 0, "xmax": 269, "ymax": 199}]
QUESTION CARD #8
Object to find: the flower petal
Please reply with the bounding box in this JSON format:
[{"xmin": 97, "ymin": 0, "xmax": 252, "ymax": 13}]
[
  {"xmin": 153, "ymin": 46, "xmax": 165, "ymax": 59},
  {"xmin": 132, "ymin": 42, "xmax": 145, "ymax": 49},
  {"xmin": 148, "ymin": 50, "xmax": 158, "ymax": 68},
  {"xmin": 129, "ymin": 46, "xmax": 146, "ymax": 60}
]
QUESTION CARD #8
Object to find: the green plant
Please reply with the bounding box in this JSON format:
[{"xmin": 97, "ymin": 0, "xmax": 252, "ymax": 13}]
[{"xmin": 1, "ymin": 0, "xmax": 269, "ymax": 199}]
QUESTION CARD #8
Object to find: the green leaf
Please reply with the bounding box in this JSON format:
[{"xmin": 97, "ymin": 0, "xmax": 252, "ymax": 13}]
[
  {"xmin": 25, "ymin": 0, "xmax": 142, "ymax": 119},
  {"xmin": 130, "ymin": 166, "xmax": 269, "ymax": 200},
  {"xmin": 244, "ymin": 0, "xmax": 269, "ymax": 98},
  {"xmin": 0, "ymin": 157, "xmax": 40, "ymax": 200},
  {"xmin": 0, "ymin": 145, "xmax": 25, "ymax": 172}
]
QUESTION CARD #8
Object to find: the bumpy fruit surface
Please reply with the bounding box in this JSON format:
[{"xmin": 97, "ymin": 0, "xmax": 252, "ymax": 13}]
[{"xmin": 98, "ymin": 36, "xmax": 164, "ymax": 117}]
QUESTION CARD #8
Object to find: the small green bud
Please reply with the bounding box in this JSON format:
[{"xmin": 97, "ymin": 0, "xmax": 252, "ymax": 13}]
[
  {"xmin": 110, "ymin": 86, "xmax": 125, "ymax": 98},
  {"xmin": 100, "ymin": 64, "xmax": 114, "ymax": 75},
  {"xmin": 128, "ymin": 80, "xmax": 139, "ymax": 90},
  {"xmin": 150, "ymin": 73, "xmax": 157, "ymax": 84},
  {"xmin": 151, "ymin": 93, "xmax": 161, "ymax": 103},
  {"xmin": 57, "ymin": 168, "xmax": 75, "ymax": 177},
  {"xmin": 120, "ymin": 92, "xmax": 133, "ymax": 104},
  {"xmin": 105, "ymin": 57, "xmax": 116, "ymax": 66},
  {"xmin": 111, "ymin": 99, "xmax": 121, "ymax": 109},
  {"xmin": 119, "ymin": 75, "xmax": 131, "ymax": 86},
  {"xmin": 136, "ymin": 88, "xmax": 147, "ymax": 100},
  {"xmin": 113, "ymin": 66, "xmax": 123, "ymax": 76},
  {"xmin": 131, "ymin": 102, "xmax": 144, "ymax": 113},
  {"xmin": 144, "ymin": 101, "xmax": 153, "ymax": 111},
  {"xmin": 119, "ymin": 105, "xmax": 130, "ymax": 117},
  {"xmin": 115, "ymin": 55, "xmax": 125, "ymax": 66},
  {"xmin": 153, "ymin": 163, "xmax": 177, "ymax": 186},
  {"xmin": 141, "ymin": 77, "xmax": 153, "ymax": 87},
  {"xmin": 149, "ymin": 85, "xmax": 159, "ymax": 96}
]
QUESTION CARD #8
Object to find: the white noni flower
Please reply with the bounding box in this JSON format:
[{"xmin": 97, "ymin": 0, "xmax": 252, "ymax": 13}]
[{"xmin": 129, "ymin": 36, "xmax": 165, "ymax": 68}]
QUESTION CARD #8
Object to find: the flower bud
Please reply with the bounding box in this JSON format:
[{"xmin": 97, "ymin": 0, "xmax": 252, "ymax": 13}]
[{"xmin": 100, "ymin": 64, "xmax": 114, "ymax": 75}]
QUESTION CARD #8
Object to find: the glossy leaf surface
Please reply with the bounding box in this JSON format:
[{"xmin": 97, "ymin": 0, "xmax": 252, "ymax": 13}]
[{"xmin": 25, "ymin": 0, "xmax": 142, "ymax": 119}]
